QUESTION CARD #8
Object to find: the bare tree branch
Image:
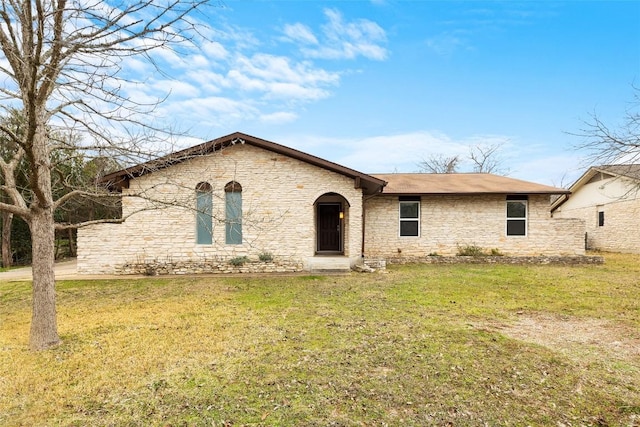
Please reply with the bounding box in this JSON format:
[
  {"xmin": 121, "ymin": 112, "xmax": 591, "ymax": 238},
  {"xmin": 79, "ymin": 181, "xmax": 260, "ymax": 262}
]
[
  {"xmin": 469, "ymin": 141, "xmax": 510, "ymax": 174},
  {"xmin": 418, "ymin": 141, "xmax": 510, "ymax": 175},
  {"xmin": 0, "ymin": 199, "xmax": 30, "ymax": 218},
  {"xmin": 574, "ymin": 86, "xmax": 640, "ymax": 167},
  {"xmin": 418, "ymin": 154, "xmax": 460, "ymax": 173}
]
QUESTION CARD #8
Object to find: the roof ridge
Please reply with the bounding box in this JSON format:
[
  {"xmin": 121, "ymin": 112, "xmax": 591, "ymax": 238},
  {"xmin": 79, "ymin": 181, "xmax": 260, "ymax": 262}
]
[{"xmin": 99, "ymin": 132, "xmax": 386, "ymax": 194}]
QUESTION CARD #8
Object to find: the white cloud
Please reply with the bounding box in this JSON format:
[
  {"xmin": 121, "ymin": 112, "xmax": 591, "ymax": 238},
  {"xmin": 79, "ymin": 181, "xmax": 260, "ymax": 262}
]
[
  {"xmin": 159, "ymin": 96, "xmax": 260, "ymax": 129},
  {"xmin": 425, "ymin": 31, "xmax": 471, "ymax": 56},
  {"xmin": 119, "ymin": 81, "xmax": 163, "ymax": 105},
  {"xmin": 158, "ymin": 80, "xmax": 200, "ymax": 98},
  {"xmin": 265, "ymin": 82, "xmax": 331, "ymax": 102},
  {"xmin": 227, "ymin": 53, "xmax": 339, "ymax": 101},
  {"xmin": 339, "ymin": 132, "xmax": 469, "ymax": 173},
  {"xmin": 148, "ymin": 44, "xmax": 186, "ymax": 67},
  {"xmin": 323, "ymin": 9, "xmax": 385, "ymax": 42},
  {"xmin": 279, "ymin": 131, "xmax": 569, "ymax": 182},
  {"xmin": 279, "ymin": 131, "xmax": 469, "ymax": 174},
  {"xmin": 289, "ymin": 8, "xmax": 388, "ymax": 61},
  {"xmin": 111, "ymin": 8, "xmax": 387, "ymax": 135},
  {"xmin": 322, "ymin": 9, "xmax": 387, "ymax": 60},
  {"xmin": 180, "ymin": 96, "xmax": 257, "ymax": 116},
  {"xmin": 511, "ymin": 153, "xmax": 586, "ymax": 187},
  {"xmin": 233, "ymin": 54, "xmax": 339, "ymax": 86},
  {"xmin": 282, "ymin": 23, "xmax": 318, "ymax": 45},
  {"xmin": 184, "ymin": 70, "xmax": 226, "ymax": 93},
  {"xmin": 260, "ymin": 111, "xmax": 298, "ymax": 124},
  {"xmin": 121, "ymin": 57, "xmax": 152, "ymax": 74},
  {"xmin": 189, "ymin": 54, "xmax": 211, "ymax": 69},
  {"xmin": 201, "ymin": 40, "xmax": 229, "ymax": 60}
]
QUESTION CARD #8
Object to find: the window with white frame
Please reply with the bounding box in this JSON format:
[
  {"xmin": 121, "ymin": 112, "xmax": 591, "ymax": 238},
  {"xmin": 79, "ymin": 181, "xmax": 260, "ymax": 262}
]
[
  {"xmin": 506, "ymin": 195, "xmax": 527, "ymax": 236},
  {"xmin": 399, "ymin": 197, "xmax": 420, "ymax": 237}
]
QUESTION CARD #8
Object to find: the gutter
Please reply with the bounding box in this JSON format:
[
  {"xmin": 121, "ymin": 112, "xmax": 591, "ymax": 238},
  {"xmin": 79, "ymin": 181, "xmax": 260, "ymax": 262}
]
[{"xmin": 550, "ymin": 194, "xmax": 570, "ymax": 215}]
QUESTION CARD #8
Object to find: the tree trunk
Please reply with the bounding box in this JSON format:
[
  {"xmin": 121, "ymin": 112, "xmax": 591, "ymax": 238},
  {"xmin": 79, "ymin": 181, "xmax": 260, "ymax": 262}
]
[
  {"xmin": 28, "ymin": 107, "xmax": 61, "ymax": 351},
  {"xmin": 2, "ymin": 211, "xmax": 13, "ymax": 267},
  {"xmin": 28, "ymin": 207, "xmax": 60, "ymax": 350}
]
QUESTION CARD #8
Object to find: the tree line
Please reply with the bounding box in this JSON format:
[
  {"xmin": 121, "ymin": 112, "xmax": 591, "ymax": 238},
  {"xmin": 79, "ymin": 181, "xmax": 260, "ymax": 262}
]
[{"xmin": 0, "ymin": 109, "xmax": 121, "ymax": 267}]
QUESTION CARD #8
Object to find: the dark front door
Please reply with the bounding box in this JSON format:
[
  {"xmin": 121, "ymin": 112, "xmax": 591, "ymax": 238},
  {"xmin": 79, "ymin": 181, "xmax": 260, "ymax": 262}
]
[{"xmin": 317, "ymin": 203, "xmax": 341, "ymax": 252}]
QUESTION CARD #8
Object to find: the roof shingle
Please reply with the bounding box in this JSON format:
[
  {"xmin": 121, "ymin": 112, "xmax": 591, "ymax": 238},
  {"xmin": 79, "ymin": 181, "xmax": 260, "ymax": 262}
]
[
  {"xmin": 597, "ymin": 164, "xmax": 640, "ymax": 181},
  {"xmin": 372, "ymin": 173, "xmax": 568, "ymax": 195}
]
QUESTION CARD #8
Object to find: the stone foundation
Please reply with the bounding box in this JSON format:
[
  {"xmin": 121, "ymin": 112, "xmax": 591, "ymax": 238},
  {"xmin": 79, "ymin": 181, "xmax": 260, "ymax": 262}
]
[
  {"xmin": 102, "ymin": 255, "xmax": 604, "ymax": 276},
  {"xmin": 380, "ymin": 255, "xmax": 604, "ymax": 265},
  {"xmin": 114, "ymin": 258, "xmax": 305, "ymax": 275},
  {"xmin": 363, "ymin": 258, "xmax": 387, "ymax": 270}
]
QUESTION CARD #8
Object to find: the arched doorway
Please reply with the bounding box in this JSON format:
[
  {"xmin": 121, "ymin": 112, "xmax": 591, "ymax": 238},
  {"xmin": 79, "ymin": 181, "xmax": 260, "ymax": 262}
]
[{"xmin": 315, "ymin": 192, "xmax": 349, "ymax": 254}]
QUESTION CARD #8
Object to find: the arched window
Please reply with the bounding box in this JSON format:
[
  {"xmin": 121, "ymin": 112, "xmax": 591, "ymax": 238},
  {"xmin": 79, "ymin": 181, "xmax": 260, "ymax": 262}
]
[
  {"xmin": 225, "ymin": 181, "xmax": 242, "ymax": 244},
  {"xmin": 195, "ymin": 182, "xmax": 212, "ymax": 244}
]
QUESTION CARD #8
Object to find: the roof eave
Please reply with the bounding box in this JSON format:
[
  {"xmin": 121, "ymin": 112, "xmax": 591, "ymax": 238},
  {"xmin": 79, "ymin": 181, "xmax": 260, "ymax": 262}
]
[
  {"xmin": 99, "ymin": 132, "xmax": 386, "ymax": 194},
  {"xmin": 381, "ymin": 190, "xmax": 570, "ymax": 196}
]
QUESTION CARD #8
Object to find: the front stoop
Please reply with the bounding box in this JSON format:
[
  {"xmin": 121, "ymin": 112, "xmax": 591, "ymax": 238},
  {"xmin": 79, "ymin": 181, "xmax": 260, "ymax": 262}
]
[{"xmin": 308, "ymin": 256, "xmax": 352, "ymax": 273}]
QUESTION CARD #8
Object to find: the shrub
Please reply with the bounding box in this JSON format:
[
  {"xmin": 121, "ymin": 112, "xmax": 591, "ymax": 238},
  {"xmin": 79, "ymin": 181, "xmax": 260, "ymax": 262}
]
[
  {"xmin": 456, "ymin": 244, "xmax": 487, "ymax": 257},
  {"xmin": 456, "ymin": 245, "xmax": 505, "ymax": 257},
  {"xmin": 258, "ymin": 252, "xmax": 274, "ymax": 262},
  {"xmin": 229, "ymin": 256, "xmax": 250, "ymax": 266},
  {"xmin": 143, "ymin": 264, "xmax": 158, "ymax": 276}
]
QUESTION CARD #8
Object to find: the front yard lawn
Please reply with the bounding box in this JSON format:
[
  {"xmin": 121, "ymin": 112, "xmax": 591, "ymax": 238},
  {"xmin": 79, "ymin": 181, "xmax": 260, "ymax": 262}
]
[{"xmin": 1, "ymin": 253, "xmax": 639, "ymax": 426}]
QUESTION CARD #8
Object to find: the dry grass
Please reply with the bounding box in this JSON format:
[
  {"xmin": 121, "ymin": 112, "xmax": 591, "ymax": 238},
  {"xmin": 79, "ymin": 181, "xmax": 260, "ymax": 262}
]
[{"xmin": 1, "ymin": 253, "xmax": 639, "ymax": 426}]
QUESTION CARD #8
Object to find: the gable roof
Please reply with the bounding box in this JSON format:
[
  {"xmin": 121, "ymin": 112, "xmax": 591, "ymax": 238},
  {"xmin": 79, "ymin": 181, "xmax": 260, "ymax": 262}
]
[
  {"xmin": 373, "ymin": 173, "xmax": 569, "ymax": 195},
  {"xmin": 551, "ymin": 164, "xmax": 640, "ymax": 211},
  {"xmin": 566, "ymin": 165, "xmax": 640, "ymax": 192},
  {"xmin": 590, "ymin": 164, "xmax": 640, "ymax": 181},
  {"xmin": 100, "ymin": 132, "xmax": 387, "ymax": 195}
]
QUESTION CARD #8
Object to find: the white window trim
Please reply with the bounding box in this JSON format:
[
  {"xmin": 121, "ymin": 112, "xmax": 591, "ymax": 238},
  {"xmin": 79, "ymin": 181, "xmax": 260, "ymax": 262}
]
[
  {"xmin": 399, "ymin": 200, "xmax": 420, "ymax": 237},
  {"xmin": 506, "ymin": 199, "xmax": 527, "ymax": 237}
]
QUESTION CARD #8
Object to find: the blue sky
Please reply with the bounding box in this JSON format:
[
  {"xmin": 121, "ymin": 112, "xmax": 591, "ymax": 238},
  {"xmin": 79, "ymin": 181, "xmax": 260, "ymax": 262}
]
[{"xmin": 144, "ymin": 1, "xmax": 640, "ymax": 186}]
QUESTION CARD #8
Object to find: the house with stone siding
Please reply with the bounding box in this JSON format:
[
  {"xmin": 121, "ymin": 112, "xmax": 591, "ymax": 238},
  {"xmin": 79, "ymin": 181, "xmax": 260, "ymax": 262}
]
[
  {"xmin": 77, "ymin": 132, "xmax": 585, "ymax": 274},
  {"xmin": 552, "ymin": 164, "xmax": 640, "ymax": 254}
]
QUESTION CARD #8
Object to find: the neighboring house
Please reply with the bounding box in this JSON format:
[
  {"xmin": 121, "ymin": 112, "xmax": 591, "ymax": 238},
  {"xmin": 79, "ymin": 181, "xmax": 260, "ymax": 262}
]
[
  {"xmin": 552, "ymin": 164, "xmax": 640, "ymax": 254},
  {"xmin": 77, "ymin": 132, "xmax": 585, "ymax": 274}
]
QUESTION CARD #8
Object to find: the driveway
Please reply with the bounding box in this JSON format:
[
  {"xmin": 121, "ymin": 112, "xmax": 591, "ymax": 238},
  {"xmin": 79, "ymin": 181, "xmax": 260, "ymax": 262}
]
[{"xmin": 0, "ymin": 260, "xmax": 320, "ymax": 282}]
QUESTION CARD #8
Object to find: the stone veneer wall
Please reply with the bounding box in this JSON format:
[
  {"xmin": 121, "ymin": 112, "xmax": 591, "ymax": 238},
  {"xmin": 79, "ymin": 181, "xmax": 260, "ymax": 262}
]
[
  {"xmin": 379, "ymin": 255, "xmax": 603, "ymax": 265},
  {"xmin": 77, "ymin": 143, "xmax": 363, "ymax": 274},
  {"xmin": 364, "ymin": 194, "xmax": 585, "ymax": 258},
  {"xmin": 554, "ymin": 197, "xmax": 640, "ymax": 254},
  {"xmin": 117, "ymin": 258, "xmax": 305, "ymax": 275}
]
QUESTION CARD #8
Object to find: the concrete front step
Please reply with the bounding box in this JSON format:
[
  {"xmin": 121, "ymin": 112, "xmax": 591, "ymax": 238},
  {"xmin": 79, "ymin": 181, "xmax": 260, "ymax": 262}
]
[{"xmin": 307, "ymin": 256, "xmax": 352, "ymax": 273}]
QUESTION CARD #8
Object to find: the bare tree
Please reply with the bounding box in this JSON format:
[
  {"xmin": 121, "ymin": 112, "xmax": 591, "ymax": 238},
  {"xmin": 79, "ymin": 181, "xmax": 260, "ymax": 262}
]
[
  {"xmin": 418, "ymin": 154, "xmax": 460, "ymax": 173},
  {"xmin": 0, "ymin": 0, "xmax": 208, "ymax": 350},
  {"xmin": 418, "ymin": 141, "xmax": 509, "ymax": 174},
  {"xmin": 469, "ymin": 141, "xmax": 509, "ymax": 174},
  {"xmin": 576, "ymin": 87, "xmax": 640, "ymax": 167}
]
